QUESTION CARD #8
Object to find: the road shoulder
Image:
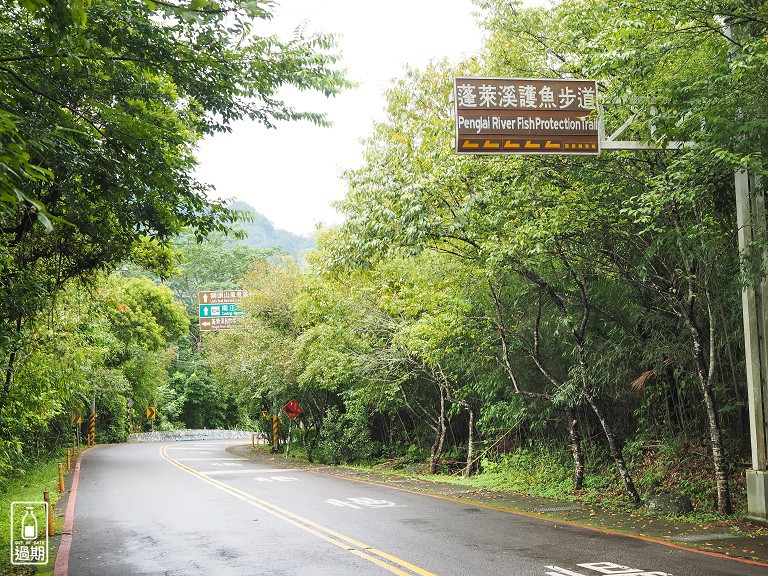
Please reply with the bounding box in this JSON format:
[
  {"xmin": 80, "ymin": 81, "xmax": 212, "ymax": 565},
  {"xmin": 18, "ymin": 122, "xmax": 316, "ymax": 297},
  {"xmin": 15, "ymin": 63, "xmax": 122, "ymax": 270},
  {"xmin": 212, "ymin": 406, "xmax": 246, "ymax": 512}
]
[{"xmin": 228, "ymin": 444, "xmax": 768, "ymax": 567}]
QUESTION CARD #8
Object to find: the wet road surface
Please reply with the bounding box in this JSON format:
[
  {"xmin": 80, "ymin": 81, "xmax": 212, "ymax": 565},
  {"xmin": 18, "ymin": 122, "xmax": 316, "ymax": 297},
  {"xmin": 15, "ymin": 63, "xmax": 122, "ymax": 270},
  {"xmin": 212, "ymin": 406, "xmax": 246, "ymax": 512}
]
[{"xmin": 65, "ymin": 441, "xmax": 768, "ymax": 576}]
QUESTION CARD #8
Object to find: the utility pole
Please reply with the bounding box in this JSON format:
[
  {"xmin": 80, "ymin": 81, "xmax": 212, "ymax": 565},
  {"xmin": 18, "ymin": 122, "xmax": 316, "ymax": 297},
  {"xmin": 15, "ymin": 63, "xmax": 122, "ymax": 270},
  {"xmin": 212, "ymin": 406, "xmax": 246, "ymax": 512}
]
[
  {"xmin": 736, "ymin": 169, "xmax": 768, "ymax": 520},
  {"xmin": 725, "ymin": 19, "xmax": 768, "ymax": 522}
]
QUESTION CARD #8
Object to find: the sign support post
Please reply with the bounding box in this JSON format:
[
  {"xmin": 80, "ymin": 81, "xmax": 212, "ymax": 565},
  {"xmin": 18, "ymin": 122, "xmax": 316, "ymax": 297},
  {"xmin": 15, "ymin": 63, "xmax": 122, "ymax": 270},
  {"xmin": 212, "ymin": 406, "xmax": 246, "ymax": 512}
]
[
  {"xmin": 723, "ymin": 19, "xmax": 768, "ymax": 522},
  {"xmin": 737, "ymin": 169, "xmax": 768, "ymax": 520},
  {"xmin": 285, "ymin": 419, "xmax": 293, "ymax": 460}
]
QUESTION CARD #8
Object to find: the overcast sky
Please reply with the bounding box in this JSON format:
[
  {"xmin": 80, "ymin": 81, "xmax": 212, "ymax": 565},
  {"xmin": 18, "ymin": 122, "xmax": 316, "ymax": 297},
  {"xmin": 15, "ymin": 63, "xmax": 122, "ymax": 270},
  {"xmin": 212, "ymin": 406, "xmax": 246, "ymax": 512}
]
[
  {"xmin": 192, "ymin": 0, "xmax": 490, "ymax": 235},
  {"xmin": 193, "ymin": 1, "xmax": 550, "ymax": 236}
]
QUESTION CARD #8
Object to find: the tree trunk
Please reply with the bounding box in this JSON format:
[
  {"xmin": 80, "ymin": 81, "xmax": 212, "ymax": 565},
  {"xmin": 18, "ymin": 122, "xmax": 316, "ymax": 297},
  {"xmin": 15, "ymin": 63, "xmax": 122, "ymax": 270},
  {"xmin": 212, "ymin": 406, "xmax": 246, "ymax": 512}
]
[
  {"xmin": 566, "ymin": 407, "xmax": 585, "ymax": 490},
  {"xmin": 465, "ymin": 406, "xmax": 475, "ymax": 478},
  {"xmin": 686, "ymin": 302, "xmax": 732, "ymax": 514},
  {"xmin": 0, "ymin": 317, "xmax": 23, "ymax": 439},
  {"xmin": 586, "ymin": 395, "xmax": 641, "ymax": 505},
  {"xmin": 702, "ymin": 383, "xmax": 732, "ymax": 514},
  {"xmin": 429, "ymin": 383, "xmax": 447, "ymax": 474}
]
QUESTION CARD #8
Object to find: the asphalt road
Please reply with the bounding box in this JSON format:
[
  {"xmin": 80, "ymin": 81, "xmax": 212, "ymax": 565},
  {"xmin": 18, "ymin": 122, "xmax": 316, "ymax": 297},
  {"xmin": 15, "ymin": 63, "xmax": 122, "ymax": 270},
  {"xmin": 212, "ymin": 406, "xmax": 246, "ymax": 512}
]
[{"xmin": 65, "ymin": 441, "xmax": 766, "ymax": 576}]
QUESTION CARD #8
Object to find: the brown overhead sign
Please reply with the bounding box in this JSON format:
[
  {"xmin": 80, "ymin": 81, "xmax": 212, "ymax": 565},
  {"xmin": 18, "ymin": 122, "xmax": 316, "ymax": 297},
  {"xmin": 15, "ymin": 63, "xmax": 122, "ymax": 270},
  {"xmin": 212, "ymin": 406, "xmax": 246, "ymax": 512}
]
[{"xmin": 453, "ymin": 77, "xmax": 599, "ymax": 155}]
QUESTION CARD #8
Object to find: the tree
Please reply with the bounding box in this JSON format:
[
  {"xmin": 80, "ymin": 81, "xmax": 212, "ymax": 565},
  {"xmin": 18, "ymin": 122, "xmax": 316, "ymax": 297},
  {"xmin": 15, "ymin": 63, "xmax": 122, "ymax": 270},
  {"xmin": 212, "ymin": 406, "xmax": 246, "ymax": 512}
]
[
  {"xmin": 0, "ymin": 0, "xmax": 348, "ymax": 443},
  {"xmin": 206, "ymin": 256, "xmax": 304, "ymax": 421},
  {"xmin": 547, "ymin": 0, "xmax": 759, "ymax": 516},
  {"xmin": 327, "ymin": 0, "xmax": 757, "ymax": 513}
]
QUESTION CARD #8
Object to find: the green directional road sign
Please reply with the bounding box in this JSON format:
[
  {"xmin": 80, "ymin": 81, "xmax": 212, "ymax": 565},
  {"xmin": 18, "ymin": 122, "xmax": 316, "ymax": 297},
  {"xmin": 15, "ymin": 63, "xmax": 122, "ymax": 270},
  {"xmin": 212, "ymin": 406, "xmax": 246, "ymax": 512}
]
[
  {"xmin": 198, "ymin": 303, "xmax": 246, "ymax": 318},
  {"xmin": 198, "ymin": 290, "xmax": 247, "ymax": 332}
]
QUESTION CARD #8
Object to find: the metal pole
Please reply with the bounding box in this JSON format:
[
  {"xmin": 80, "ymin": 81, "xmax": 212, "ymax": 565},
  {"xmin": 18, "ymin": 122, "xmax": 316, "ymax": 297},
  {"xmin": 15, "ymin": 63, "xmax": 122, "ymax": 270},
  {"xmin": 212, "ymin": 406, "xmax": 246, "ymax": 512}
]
[
  {"xmin": 725, "ymin": 17, "xmax": 768, "ymax": 521},
  {"xmin": 737, "ymin": 170, "xmax": 768, "ymax": 520},
  {"xmin": 738, "ymin": 170, "xmax": 768, "ymax": 468},
  {"xmin": 285, "ymin": 419, "xmax": 292, "ymax": 460}
]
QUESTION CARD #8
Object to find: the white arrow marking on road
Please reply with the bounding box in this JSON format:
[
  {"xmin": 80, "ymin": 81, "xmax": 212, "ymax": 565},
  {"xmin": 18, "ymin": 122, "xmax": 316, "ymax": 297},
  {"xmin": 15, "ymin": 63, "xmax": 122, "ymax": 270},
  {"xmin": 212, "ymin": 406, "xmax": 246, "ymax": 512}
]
[{"xmin": 173, "ymin": 458, "xmax": 244, "ymax": 461}]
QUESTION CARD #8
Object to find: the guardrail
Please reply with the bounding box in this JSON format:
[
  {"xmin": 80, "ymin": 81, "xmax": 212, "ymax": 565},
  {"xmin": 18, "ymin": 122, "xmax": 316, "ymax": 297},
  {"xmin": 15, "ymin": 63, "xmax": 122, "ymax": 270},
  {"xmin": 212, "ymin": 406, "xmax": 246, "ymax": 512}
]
[{"xmin": 127, "ymin": 429, "xmax": 259, "ymax": 443}]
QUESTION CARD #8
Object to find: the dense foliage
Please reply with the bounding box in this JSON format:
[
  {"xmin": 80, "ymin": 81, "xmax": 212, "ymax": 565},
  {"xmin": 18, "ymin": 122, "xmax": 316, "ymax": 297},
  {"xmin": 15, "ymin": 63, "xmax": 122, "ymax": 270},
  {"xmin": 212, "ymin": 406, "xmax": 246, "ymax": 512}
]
[
  {"xmin": 203, "ymin": 0, "xmax": 768, "ymax": 516},
  {"xmin": 0, "ymin": 0, "xmax": 346, "ymax": 470},
  {"xmin": 3, "ymin": 0, "xmax": 768, "ymax": 522}
]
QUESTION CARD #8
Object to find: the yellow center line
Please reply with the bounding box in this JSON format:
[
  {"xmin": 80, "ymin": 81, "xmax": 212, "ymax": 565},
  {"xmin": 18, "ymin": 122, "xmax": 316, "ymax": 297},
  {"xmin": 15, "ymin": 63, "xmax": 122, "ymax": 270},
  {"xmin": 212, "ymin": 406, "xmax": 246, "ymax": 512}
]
[{"xmin": 159, "ymin": 445, "xmax": 439, "ymax": 576}]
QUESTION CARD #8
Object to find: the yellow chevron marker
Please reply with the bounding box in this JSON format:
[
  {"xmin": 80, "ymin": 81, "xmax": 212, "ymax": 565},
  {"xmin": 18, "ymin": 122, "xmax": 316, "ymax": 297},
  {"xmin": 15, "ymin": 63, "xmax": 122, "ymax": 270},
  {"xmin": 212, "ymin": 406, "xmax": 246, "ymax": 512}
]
[
  {"xmin": 545, "ymin": 141, "xmax": 561, "ymax": 149},
  {"xmin": 462, "ymin": 140, "xmax": 479, "ymax": 149},
  {"xmin": 483, "ymin": 140, "xmax": 500, "ymax": 149},
  {"xmin": 524, "ymin": 140, "xmax": 541, "ymax": 148},
  {"xmin": 503, "ymin": 140, "xmax": 520, "ymax": 148}
]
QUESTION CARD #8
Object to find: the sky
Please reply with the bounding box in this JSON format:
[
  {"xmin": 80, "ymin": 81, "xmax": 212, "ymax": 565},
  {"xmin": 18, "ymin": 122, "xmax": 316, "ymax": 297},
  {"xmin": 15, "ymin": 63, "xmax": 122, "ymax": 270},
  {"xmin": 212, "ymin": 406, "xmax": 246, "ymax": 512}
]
[{"xmin": 193, "ymin": 0, "xmax": 487, "ymax": 236}]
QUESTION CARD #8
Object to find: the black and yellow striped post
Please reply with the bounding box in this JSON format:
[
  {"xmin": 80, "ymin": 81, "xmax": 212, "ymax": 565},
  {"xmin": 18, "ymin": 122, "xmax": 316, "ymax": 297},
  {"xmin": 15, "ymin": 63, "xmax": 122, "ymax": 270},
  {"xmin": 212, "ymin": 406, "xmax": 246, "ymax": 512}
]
[
  {"xmin": 272, "ymin": 415, "xmax": 279, "ymax": 448},
  {"xmin": 88, "ymin": 411, "xmax": 96, "ymax": 447}
]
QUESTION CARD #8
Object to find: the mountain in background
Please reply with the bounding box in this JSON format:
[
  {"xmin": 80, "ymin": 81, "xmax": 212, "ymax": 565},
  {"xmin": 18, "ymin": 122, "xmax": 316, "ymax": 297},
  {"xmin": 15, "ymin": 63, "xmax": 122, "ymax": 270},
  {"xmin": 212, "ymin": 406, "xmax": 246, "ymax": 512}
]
[{"xmin": 227, "ymin": 201, "xmax": 316, "ymax": 258}]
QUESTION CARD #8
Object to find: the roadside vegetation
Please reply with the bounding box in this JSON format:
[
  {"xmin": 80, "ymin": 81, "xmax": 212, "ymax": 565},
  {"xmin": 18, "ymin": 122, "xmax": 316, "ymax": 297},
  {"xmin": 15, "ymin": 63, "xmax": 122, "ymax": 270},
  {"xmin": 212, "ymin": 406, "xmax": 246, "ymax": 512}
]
[
  {"xmin": 1, "ymin": 3, "xmax": 768, "ymax": 563},
  {"xmin": 0, "ymin": 459, "xmax": 62, "ymax": 575}
]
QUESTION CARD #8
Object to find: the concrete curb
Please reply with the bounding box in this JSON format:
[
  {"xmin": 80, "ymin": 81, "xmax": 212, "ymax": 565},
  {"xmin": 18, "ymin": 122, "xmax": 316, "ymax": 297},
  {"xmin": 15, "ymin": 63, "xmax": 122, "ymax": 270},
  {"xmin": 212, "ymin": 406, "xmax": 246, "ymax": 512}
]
[{"xmin": 53, "ymin": 446, "xmax": 90, "ymax": 576}]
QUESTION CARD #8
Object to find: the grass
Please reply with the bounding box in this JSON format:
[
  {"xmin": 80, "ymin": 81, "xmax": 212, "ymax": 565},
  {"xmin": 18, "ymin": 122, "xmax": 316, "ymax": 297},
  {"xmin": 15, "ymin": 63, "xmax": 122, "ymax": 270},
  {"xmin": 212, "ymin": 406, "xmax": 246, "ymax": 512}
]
[
  {"xmin": 261, "ymin": 437, "xmax": 767, "ymax": 539},
  {"xmin": 0, "ymin": 459, "xmax": 66, "ymax": 576}
]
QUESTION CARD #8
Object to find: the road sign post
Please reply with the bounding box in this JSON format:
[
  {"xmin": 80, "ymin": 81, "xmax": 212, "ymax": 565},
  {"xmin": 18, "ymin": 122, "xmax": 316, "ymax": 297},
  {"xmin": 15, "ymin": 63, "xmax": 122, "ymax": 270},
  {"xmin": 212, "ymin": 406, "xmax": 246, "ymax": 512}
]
[
  {"xmin": 146, "ymin": 406, "xmax": 156, "ymax": 432},
  {"xmin": 285, "ymin": 419, "xmax": 293, "ymax": 460}
]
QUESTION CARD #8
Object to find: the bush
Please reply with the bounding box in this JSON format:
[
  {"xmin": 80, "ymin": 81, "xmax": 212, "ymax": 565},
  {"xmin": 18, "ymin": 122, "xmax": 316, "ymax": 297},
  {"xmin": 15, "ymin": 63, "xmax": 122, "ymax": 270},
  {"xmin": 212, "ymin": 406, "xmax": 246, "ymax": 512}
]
[
  {"xmin": 476, "ymin": 445, "xmax": 575, "ymax": 498},
  {"xmin": 318, "ymin": 407, "xmax": 377, "ymax": 465}
]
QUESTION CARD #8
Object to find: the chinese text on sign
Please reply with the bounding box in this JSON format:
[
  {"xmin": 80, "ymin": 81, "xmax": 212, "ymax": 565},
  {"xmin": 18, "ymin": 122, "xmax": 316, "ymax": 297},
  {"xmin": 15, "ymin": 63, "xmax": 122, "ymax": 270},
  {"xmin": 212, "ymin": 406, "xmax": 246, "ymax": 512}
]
[{"xmin": 453, "ymin": 77, "xmax": 599, "ymax": 155}]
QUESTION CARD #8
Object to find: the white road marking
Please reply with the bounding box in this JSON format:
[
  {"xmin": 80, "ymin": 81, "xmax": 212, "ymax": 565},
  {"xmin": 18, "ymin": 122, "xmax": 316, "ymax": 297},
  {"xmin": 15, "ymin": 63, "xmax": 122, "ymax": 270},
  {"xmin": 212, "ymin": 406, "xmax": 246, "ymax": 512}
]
[
  {"xmin": 545, "ymin": 563, "xmax": 672, "ymax": 576},
  {"xmin": 195, "ymin": 468, "xmax": 304, "ymax": 475},
  {"xmin": 170, "ymin": 458, "xmax": 241, "ymax": 462},
  {"xmin": 253, "ymin": 477, "xmax": 300, "ymax": 482},
  {"xmin": 325, "ymin": 497, "xmax": 402, "ymax": 509}
]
